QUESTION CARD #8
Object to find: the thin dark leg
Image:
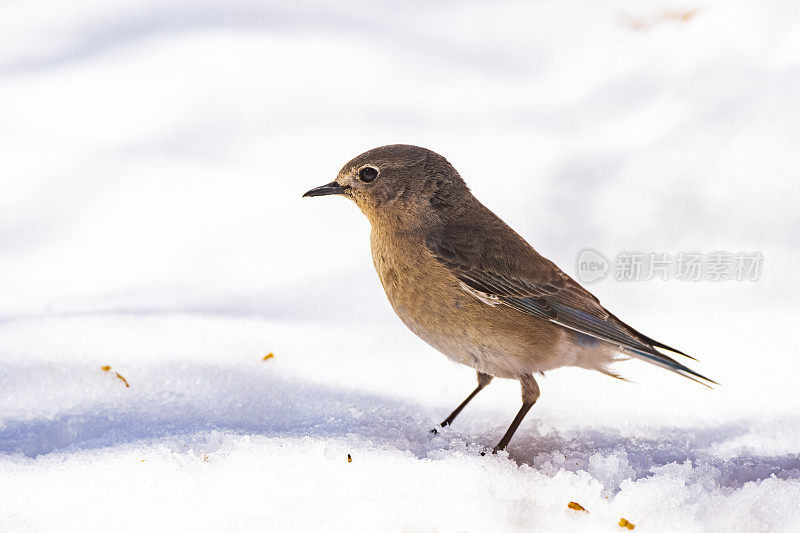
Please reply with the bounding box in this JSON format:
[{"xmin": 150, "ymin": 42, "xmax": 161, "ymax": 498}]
[
  {"xmin": 432, "ymin": 372, "xmax": 493, "ymax": 432},
  {"xmin": 487, "ymin": 373, "xmax": 540, "ymax": 454},
  {"xmin": 492, "ymin": 400, "xmax": 534, "ymax": 453},
  {"xmin": 441, "ymin": 384, "xmax": 483, "ymax": 427}
]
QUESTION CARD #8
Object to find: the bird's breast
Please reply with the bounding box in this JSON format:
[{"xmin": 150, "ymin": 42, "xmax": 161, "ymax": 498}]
[
  {"xmin": 369, "ymin": 229, "xmax": 549, "ymax": 378},
  {"xmin": 370, "ymin": 230, "xmax": 464, "ymax": 330},
  {"xmin": 369, "ymin": 228, "xmax": 582, "ymax": 378}
]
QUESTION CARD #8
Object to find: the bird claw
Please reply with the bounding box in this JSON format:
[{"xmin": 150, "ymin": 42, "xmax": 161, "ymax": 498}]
[
  {"xmin": 480, "ymin": 446, "xmax": 502, "ymax": 457},
  {"xmin": 430, "ymin": 422, "xmax": 451, "ymax": 435}
]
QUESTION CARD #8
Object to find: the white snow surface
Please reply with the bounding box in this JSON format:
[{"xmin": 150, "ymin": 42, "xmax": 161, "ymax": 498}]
[{"xmin": 2, "ymin": 1, "xmax": 800, "ymax": 531}]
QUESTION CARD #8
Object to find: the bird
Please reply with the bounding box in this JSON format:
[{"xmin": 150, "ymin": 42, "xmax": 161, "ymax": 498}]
[{"xmin": 303, "ymin": 144, "xmax": 715, "ymax": 453}]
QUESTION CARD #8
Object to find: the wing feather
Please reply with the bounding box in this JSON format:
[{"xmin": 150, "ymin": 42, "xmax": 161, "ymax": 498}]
[{"xmin": 427, "ymin": 226, "xmax": 715, "ymax": 385}]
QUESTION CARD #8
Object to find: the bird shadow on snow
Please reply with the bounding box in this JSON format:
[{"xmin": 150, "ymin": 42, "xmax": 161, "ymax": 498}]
[{"xmin": 1, "ymin": 362, "xmax": 798, "ymax": 493}]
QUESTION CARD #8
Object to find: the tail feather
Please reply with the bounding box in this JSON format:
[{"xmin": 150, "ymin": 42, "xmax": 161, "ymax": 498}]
[
  {"xmin": 636, "ymin": 335, "xmax": 697, "ymax": 361},
  {"xmin": 624, "ymin": 346, "xmax": 718, "ymax": 387},
  {"xmin": 603, "ymin": 308, "xmax": 699, "ymax": 362}
]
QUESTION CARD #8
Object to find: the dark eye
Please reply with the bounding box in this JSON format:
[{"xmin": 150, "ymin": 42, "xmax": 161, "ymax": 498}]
[{"xmin": 358, "ymin": 166, "xmax": 379, "ymax": 182}]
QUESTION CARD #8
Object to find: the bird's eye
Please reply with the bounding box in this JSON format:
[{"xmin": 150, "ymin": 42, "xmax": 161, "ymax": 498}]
[{"xmin": 358, "ymin": 166, "xmax": 379, "ymax": 183}]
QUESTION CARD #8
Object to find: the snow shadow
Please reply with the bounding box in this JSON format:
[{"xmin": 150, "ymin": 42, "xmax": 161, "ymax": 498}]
[{"xmin": 1, "ymin": 363, "xmax": 798, "ymax": 492}]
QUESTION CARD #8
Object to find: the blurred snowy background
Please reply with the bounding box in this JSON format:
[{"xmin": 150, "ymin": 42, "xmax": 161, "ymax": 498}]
[{"xmin": 1, "ymin": 0, "xmax": 799, "ymax": 531}]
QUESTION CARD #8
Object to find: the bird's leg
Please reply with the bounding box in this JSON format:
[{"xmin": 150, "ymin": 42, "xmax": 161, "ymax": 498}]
[
  {"xmin": 492, "ymin": 374, "xmax": 540, "ymax": 453},
  {"xmin": 434, "ymin": 372, "xmax": 493, "ymax": 431}
]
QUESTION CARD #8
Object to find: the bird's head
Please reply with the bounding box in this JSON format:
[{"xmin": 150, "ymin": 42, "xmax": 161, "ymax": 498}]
[{"xmin": 303, "ymin": 144, "xmax": 469, "ymax": 228}]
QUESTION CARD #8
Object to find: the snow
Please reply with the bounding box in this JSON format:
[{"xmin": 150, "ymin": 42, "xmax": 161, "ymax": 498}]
[{"xmin": 2, "ymin": 0, "xmax": 800, "ymax": 531}]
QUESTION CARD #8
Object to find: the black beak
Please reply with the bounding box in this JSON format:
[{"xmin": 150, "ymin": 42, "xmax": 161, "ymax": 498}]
[{"xmin": 303, "ymin": 181, "xmax": 346, "ymax": 198}]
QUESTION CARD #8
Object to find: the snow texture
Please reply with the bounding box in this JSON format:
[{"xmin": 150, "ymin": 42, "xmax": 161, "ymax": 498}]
[{"xmin": 1, "ymin": 0, "xmax": 800, "ymax": 531}]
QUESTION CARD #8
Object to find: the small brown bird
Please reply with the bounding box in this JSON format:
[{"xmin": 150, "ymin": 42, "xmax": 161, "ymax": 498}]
[{"xmin": 304, "ymin": 145, "xmax": 714, "ymax": 453}]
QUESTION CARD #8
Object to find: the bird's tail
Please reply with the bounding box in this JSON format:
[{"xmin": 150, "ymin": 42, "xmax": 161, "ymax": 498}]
[{"xmin": 622, "ymin": 346, "xmax": 718, "ymax": 387}]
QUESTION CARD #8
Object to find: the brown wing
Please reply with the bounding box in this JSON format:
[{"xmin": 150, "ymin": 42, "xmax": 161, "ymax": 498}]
[{"xmin": 426, "ymin": 224, "xmax": 715, "ymax": 385}]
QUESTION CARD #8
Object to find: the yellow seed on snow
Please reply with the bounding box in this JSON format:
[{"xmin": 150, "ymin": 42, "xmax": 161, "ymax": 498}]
[
  {"xmin": 567, "ymin": 501, "xmax": 587, "ymax": 512},
  {"xmin": 114, "ymin": 372, "xmax": 130, "ymax": 388}
]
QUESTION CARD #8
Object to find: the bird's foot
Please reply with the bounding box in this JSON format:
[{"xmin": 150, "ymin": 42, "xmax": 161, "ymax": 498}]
[
  {"xmin": 430, "ymin": 421, "xmax": 450, "ymax": 435},
  {"xmin": 479, "ymin": 445, "xmax": 505, "ymax": 456}
]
